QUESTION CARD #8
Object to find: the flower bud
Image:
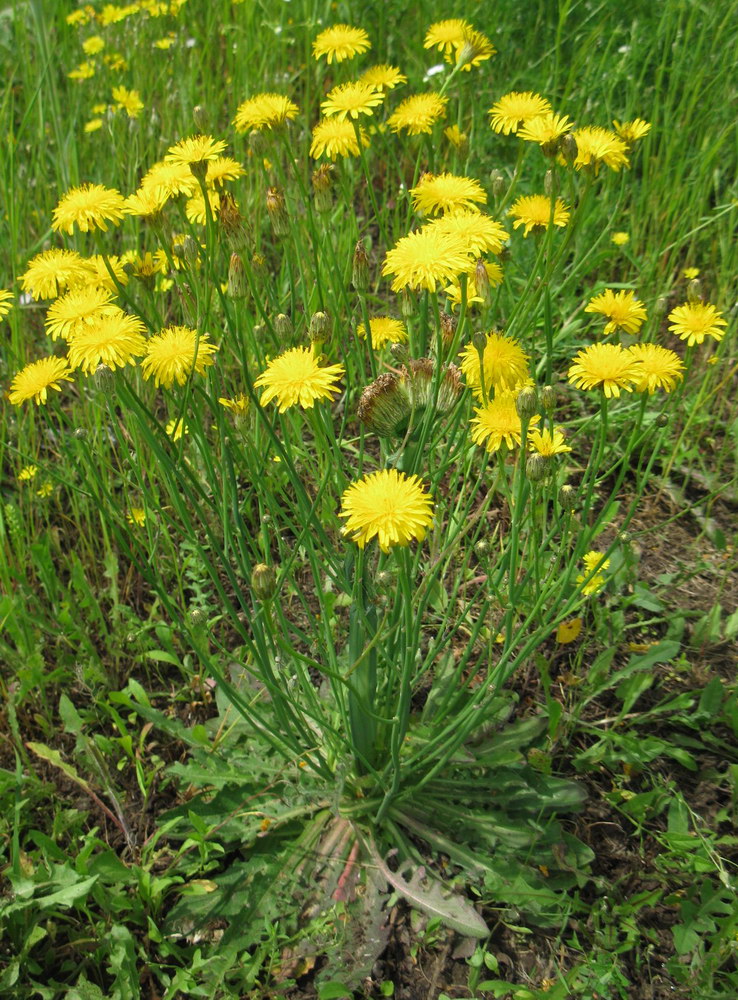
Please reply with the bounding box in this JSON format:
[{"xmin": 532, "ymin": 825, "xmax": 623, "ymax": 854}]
[
  {"xmin": 687, "ymin": 278, "xmax": 702, "ymax": 303},
  {"xmin": 376, "ymin": 570, "xmax": 394, "ymax": 588},
  {"xmin": 183, "ymin": 235, "xmax": 199, "ymax": 266},
  {"xmin": 558, "ymin": 484, "xmax": 577, "ymax": 510},
  {"xmin": 74, "ymin": 427, "xmax": 87, "ymax": 440},
  {"xmin": 489, "ymin": 169, "xmax": 505, "ymax": 198},
  {"xmin": 192, "ymin": 105, "xmax": 208, "ymax": 131},
  {"xmin": 544, "ymin": 169, "xmax": 555, "ymax": 196},
  {"xmin": 526, "ymin": 454, "xmax": 549, "ymax": 482},
  {"xmin": 227, "ymin": 253, "xmax": 247, "ymax": 299},
  {"xmin": 189, "ymin": 607, "xmax": 207, "ymax": 628},
  {"xmin": 439, "ymin": 311, "xmax": 456, "ymax": 346},
  {"xmin": 248, "ymin": 129, "xmax": 266, "ymax": 156},
  {"xmin": 312, "ymin": 164, "xmax": 333, "ymax": 213},
  {"xmin": 541, "ymin": 384, "xmax": 557, "ymax": 411},
  {"xmin": 656, "ymin": 413, "xmax": 669, "ymax": 428},
  {"xmin": 474, "ymin": 258, "xmax": 491, "ymax": 305},
  {"xmin": 251, "ymin": 563, "xmax": 278, "ymax": 601},
  {"xmin": 251, "ymin": 252, "xmax": 267, "ymax": 279},
  {"xmin": 274, "ymin": 313, "xmax": 293, "ymax": 340},
  {"xmin": 188, "ymin": 157, "xmax": 209, "ymax": 181},
  {"xmin": 218, "ymin": 191, "xmax": 248, "ymax": 250},
  {"xmin": 560, "ymin": 133, "xmax": 578, "ymax": 164},
  {"xmin": 472, "ymin": 329, "xmax": 487, "ymax": 355},
  {"xmin": 516, "ymin": 387, "xmax": 538, "ymax": 419},
  {"xmin": 94, "ymin": 363, "xmax": 114, "ymax": 389},
  {"xmin": 474, "ymin": 539, "xmax": 491, "ymax": 558},
  {"xmin": 309, "ymin": 311, "xmax": 330, "ymax": 344},
  {"xmin": 352, "ymin": 239, "xmax": 370, "ymax": 292},
  {"xmin": 266, "ymin": 186, "xmax": 288, "ymax": 236}
]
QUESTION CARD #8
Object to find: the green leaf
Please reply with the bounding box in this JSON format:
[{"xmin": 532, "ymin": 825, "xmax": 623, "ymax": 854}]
[
  {"xmin": 26, "ymin": 741, "xmax": 90, "ymax": 792},
  {"xmin": 318, "ymin": 983, "xmax": 352, "ymax": 999}
]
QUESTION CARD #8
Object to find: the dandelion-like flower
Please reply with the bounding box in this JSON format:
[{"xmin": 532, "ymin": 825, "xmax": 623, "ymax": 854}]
[
  {"xmin": 451, "ymin": 27, "xmax": 495, "ymax": 70},
  {"xmin": 140, "ymin": 160, "xmax": 198, "ymax": 200},
  {"xmin": 470, "ymin": 392, "xmax": 539, "ymax": 453},
  {"xmin": 339, "ymin": 469, "xmax": 434, "ymax": 553},
  {"xmin": 141, "ymin": 326, "xmax": 218, "ymax": 388},
  {"xmin": 166, "ymin": 135, "xmax": 227, "ymax": 172},
  {"xmin": 20, "ymin": 250, "xmax": 90, "ymax": 301},
  {"xmin": 585, "ymin": 289, "xmax": 647, "ymax": 335},
  {"xmin": 611, "ymin": 231, "xmax": 629, "ymax": 246},
  {"xmin": 219, "ymin": 394, "xmax": 250, "ymax": 414},
  {"xmin": 310, "ymin": 118, "xmax": 369, "ymax": 160},
  {"xmin": 489, "ymin": 92, "xmax": 552, "ymax": 134},
  {"xmin": 254, "ymin": 346, "xmax": 344, "ymax": 413},
  {"xmin": 360, "ymin": 64, "xmax": 406, "ymax": 91},
  {"xmin": 460, "ymin": 331, "xmax": 529, "ymax": 396},
  {"xmin": 51, "ymin": 183, "xmax": 126, "ymax": 235},
  {"xmin": 423, "ymin": 19, "xmax": 470, "ymax": 55},
  {"xmin": 357, "ymin": 317, "xmax": 408, "ymax": 348},
  {"xmin": 232, "ymin": 93, "xmax": 299, "ymax": 132},
  {"xmin": 518, "ymin": 113, "xmax": 573, "ymax": 154},
  {"xmin": 312, "ymin": 24, "xmax": 371, "ymax": 63},
  {"xmin": 568, "ymin": 343, "xmax": 642, "ymax": 397},
  {"xmin": 18, "ymin": 465, "xmax": 38, "ymax": 482},
  {"xmin": 571, "ymin": 126, "xmax": 629, "ymax": 173},
  {"xmin": 166, "ymin": 417, "xmax": 189, "ymax": 440},
  {"xmin": 509, "ymin": 195, "xmax": 570, "ymax": 236},
  {"xmin": 0, "ymin": 289, "xmax": 14, "ymax": 319},
  {"xmin": 668, "ymin": 301, "xmax": 727, "ymax": 346},
  {"xmin": 628, "ymin": 344, "xmax": 685, "ymax": 394},
  {"xmin": 321, "ymin": 81, "xmax": 384, "ymax": 120},
  {"xmin": 577, "ymin": 551, "xmax": 610, "ymax": 596},
  {"xmin": 82, "ymin": 254, "xmax": 129, "ymax": 292},
  {"xmin": 387, "ymin": 93, "xmax": 448, "ymax": 135},
  {"xmin": 127, "ymin": 508, "xmax": 146, "ymax": 527},
  {"xmin": 124, "ymin": 185, "xmax": 169, "ymax": 219},
  {"xmin": 382, "ymin": 227, "xmax": 472, "ymax": 292},
  {"xmin": 682, "ymin": 267, "xmax": 700, "ymax": 281},
  {"xmin": 8, "ymin": 356, "xmax": 74, "ymax": 405},
  {"xmin": 444, "ymin": 124, "xmax": 467, "ymax": 148},
  {"xmin": 528, "ymin": 427, "xmax": 572, "ymax": 456},
  {"xmin": 45, "ymin": 286, "xmax": 118, "ymax": 341},
  {"xmin": 185, "ymin": 190, "xmax": 220, "ymax": 225},
  {"xmin": 112, "ymin": 85, "xmax": 143, "ymax": 118},
  {"xmin": 613, "ymin": 118, "xmax": 651, "ymax": 145},
  {"xmin": 410, "ymin": 173, "xmax": 487, "ymax": 216},
  {"xmin": 429, "ymin": 210, "xmax": 507, "ymax": 256},
  {"xmin": 206, "ymin": 157, "xmax": 246, "ymax": 186},
  {"xmin": 66, "ymin": 310, "xmax": 147, "ymax": 373}
]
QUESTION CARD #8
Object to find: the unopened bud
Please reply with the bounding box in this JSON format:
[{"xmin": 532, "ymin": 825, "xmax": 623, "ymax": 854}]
[
  {"xmin": 248, "ymin": 129, "xmax": 266, "ymax": 156},
  {"xmin": 516, "ymin": 387, "xmax": 538, "ymax": 419},
  {"xmin": 376, "ymin": 570, "xmax": 394, "ymax": 588},
  {"xmin": 390, "ymin": 342, "xmax": 410, "ymax": 366},
  {"xmin": 526, "ymin": 454, "xmax": 549, "ymax": 482},
  {"xmin": 189, "ymin": 607, "xmax": 207, "ymax": 628},
  {"xmin": 474, "ymin": 258, "xmax": 491, "ymax": 305},
  {"xmin": 399, "ymin": 288, "xmax": 415, "ymax": 319},
  {"xmin": 618, "ymin": 531, "xmax": 631, "ymax": 544},
  {"xmin": 251, "ymin": 252, "xmax": 267, "ymax": 278},
  {"xmin": 193, "ymin": 105, "xmax": 208, "ymax": 131},
  {"xmin": 541, "ymin": 384, "xmax": 557, "ymax": 411},
  {"xmin": 558, "ymin": 484, "xmax": 577, "ymax": 510},
  {"xmin": 251, "ymin": 563, "xmax": 278, "ymax": 602},
  {"xmin": 489, "ymin": 169, "xmax": 505, "ymax": 198},
  {"xmin": 544, "ymin": 169, "xmax": 555, "ymax": 196},
  {"xmin": 183, "ymin": 235, "xmax": 199, "ymax": 266},
  {"xmin": 472, "ymin": 329, "xmax": 487, "ymax": 355},
  {"xmin": 227, "ymin": 253, "xmax": 247, "ymax": 298},
  {"xmin": 352, "ymin": 240, "xmax": 370, "ymax": 292},
  {"xmin": 439, "ymin": 311, "xmax": 456, "ymax": 346},
  {"xmin": 218, "ymin": 191, "xmax": 248, "ymax": 250},
  {"xmin": 274, "ymin": 313, "xmax": 293, "ymax": 340},
  {"xmin": 188, "ymin": 156, "xmax": 209, "ymax": 181},
  {"xmin": 687, "ymin": 278, "xmax": 702, "ymax": 303},
  {"xmin": 172, "ymin": 241, "xmax": 186, "ymax": 260},
  {"xmin": 94, "ymin": 363, "xmax": 114, "ymax": 389},
  {"xmin": 74, "ymin": 427, "xmax": 87, "ymax": 440},
  {"xmin": 309, "ymin": 311, "xmax": 330, "ymax": 344},
  {"xmin": 312, "ymin": 164, "xmax": 333, "ymax": 213},
  {"xmin": 560, "ymin": 133, "xmax": 578, "ymax": 164},
  {"xmin": 656, "ymin": 413, "xmax": 669, "ymax": 427},
  {"xmin": 266, "ymin": 186, "xmax": 289, "ymax": 235},
  {"xmin": 474, "ymin": 539, "xmax": 491, "ymax": 558}
]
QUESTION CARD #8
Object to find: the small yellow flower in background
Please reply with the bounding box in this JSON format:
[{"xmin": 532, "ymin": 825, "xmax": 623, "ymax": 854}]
[
  {"xmin": 67, "ymin": 9, "xmax": 91, "ymax": 25},
  {"xmin": 339, "ymin": 469, "xmax": 434, "ymax": 553},
  {"xmin": 387, "ymin": 93, "xmax": 448, "ymax": 135},
  {"xmin": 154, "ymin": 35, "xmax": 176, "ymax": 49},
  {"xmin": 527, "ymin": 427, "xmax": 572, "ymax": 456},
  {"xmin": 66, "ymin": 310, "xmax": 148, "ymax": 373},
  {"xmin": 20, "ymin": 250, "xmax": 89, "ymax": 301},
  {"xmin": 254, "ymin": 346, "xmax": 344, "ymax": 413},
  {"xmin": 360, "ymin": 64, "xmax": 407, "ymax": 90},
  {"xmin": 410, "ymin": 172, "xmax": 487, "ymax": 216},
  {"xmin": 0, "ymin": 289, "xmax": 14, "ymax": 319},
  {"xmin": 112, "ymin": 85, "xmax": 144, "ymax": 118},
  {"xmin": 568, "ymin": 343, "xmax": 642, "ymax": 398},
  {"xmin": 103, "ymin": 52, "xmax": 128, "ymax": 72},
  {"xmin": 585, "ymin": 288, "xmax": 647, "ymax": 335},
  {"xmin": 577, "ymin": 551, "xmax": 610, "ymax": 596},
  {"xmin": 310, "ymin": 118, "xmax": 369, "ymax": 160},
  {"xmin": 18, "ymin": 465, "xmax": 38, "ymax": 482},
  {"xmin": 52, "ymin": 183, "xmax": 126, "ymax": 235},
  {"xmin": 219, "ymin": 394, "xmax": 250, "ymax": 414},
  {"xmin": 556, "ymin": 617, "xmax": 582, "ymax": 644},
  {"xmin": 82, "ymin": 36, "xmax": 105, "ymax": 55},
  {"xmin": 571, "ymin": 126, "xmax": 629, "ymax": 173},
  {"xmin": 312, "ymin": 24, "xmax": 371, "ymax": 63},
  {"xmin": 611, "ymin": 231, "xmax": 630, "ymax": 246},
  {"xmin": 232, "ymin": 93, "xmax": 299, "ymax": 132},
  {"xmin": 127, "ymin": 508, "xmax": 147, "ymax": 527},
  {"xmin": 682, "ymin": 267, "xmax": 700, "ymax": 280},
  {"xmin": 141, "ymin": 326, "xmax": 218, "ymax": 388},
  {"xmin": 668, "ymin": 301, "xmax": 727, "ymax": 346},
  {"xmin": 489, "ymin": 92, "xmax": 552, "ymax": 135},
  {"xmin": 36, "ymin": 482, "xmax": 54, "ymax": 499},
  {"xmin": 628, "ymin": 344, "xmax": 685, "ymax": 394},
  {"xmin": 84, "ymin": 118, "xmax": 104, "ymax": 133},
  {"xmin": 45, "ymin": 286, "xmax": 118, "ymax": 342},
  {"xmin": 612, "ymin": 118, "xmax": 651, "ymax": 145},
  {"xmin": 8, "ymin": 357, "xmax": 74, "ymax": 406},
  {"xmin": 517, "ymin": 112, "xmax": 573, "ymax": 153},
  {"xmin": 470, "ymin": 392, "xmax": 540, "ymax": 453},
  {"xmin": 429, "ymin": 210, "xmax": 508, "ymax": 256},
  {"xmin": 320, "ymin": 81, "xmax": 384, "ymax": 120},
  {"xmin": 166, "ymin": 417, "xmax": 189, "ymax": 440},
  {"xmin": 166, "ymin": 134, "xmax": 227, "ymax": 169},
  {"xmin": 357, "ymin": 317, "xmax": 408, "ymax": 348},
  {"xmin": 423, "ymin": 19, "xmax": 470, "ymax": 56},
  {"xmin": 509, "ymin": 195, "xmax": 570, "ymax": 236},
  {"xmin": 68, "ymin": 61, "xmax": 96, "ymax": 81},
  {"xmin": 185, "ymin": 189, "xmax": 221, "ymax": 225},
  {"xmin": 444, "ymin": 124, "xmax": 467, "ymax": 148},
  {"xmin": 382, "ymin": 227, "xmax": 471, "ymax": 292},
  {"xmin": 460, "ymin": 331, "xmax": 529, "ymax": 396}
]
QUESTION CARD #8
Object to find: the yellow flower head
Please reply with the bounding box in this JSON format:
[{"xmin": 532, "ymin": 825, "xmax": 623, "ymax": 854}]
[
  {"xmin": 339, "ymin": 469, "xmax": 434, "ymax": 553},
  {"xmin": 166, "ymin": 134, "xmax": 227, "ymax": 168},
  {"xmin": 232, "ymin": 93, "xmax": 299, "ymax": 133},
  {"xmin": 489, "ymin": 91, "xmax": 552, "ymax": 134},
  {"xmin": 140, "ymin": 160, "xmax": 198, "ymax": 200},
  {"xmin": 568, "ymin": 343, "xmax": 642, "ymax": 398},
  {"xmin": 125, "ymin": 185, "xmax": 170, "ymax": 219},
  {"xmin": 206, "ymin": 157, "xmax": 245, "ymax": 187},
  {"xmin": 517, "ymin": 113, "xmax": 573, "ymax": 154},
  {"xmin": 682, "ymin": 267, "xmax": 700, "ymax": 280},
  {"xmin": 460, "ymin": 331, "xmax": 529, "ymax": 396},
  {"xmin": 321, "ymin": 81, "xmax": 384, "ymax": 120},
  {"xmin": 66, "ymin": 309, "xmax": 148, "ymax": 373},
  {"xmin": 166, "ymin": 417, "xmax": 189, "ymax": 440},
  {"xmin": 628, "ymin": 343, "xmax": 685, "ymax": 394},
  {"xmin": 611, "ymin": 231, "xmax": 630, "ymax": 246},
  {"xmin": 8, "ymin": 356, "xmax": 74, "ymax": 406},
  {"xmin": 360, "ymin": 64, "xmax": 407, "ymax": 91},
  {"xmin": 357, "ymin": 317, "xmax": 408, "ymax": 348},
  {"xmin": 112, "ymin": 85, "xmax": 143, "ymax": 118},
  {"xmin": 585, "ymin": 288, "xmax": 647, "ymax": 336},
  {"xmin": 470, "ymin": 392, "xmax": 539, "ymax": 453},
  {"xmin": 668, "ymin": 301, "xmax": 727, "ymax": 347},
  {"xmin": 423, "ymin": 19, "xmax": 470, "ymax": 55},
  {"xmin": 577, "ymin": 551, "xmax": 610, "ymax": 596},
  {"xmin": 410, "ymin": 172, "xmax": 487, "ymax": 216},
  {"xmin": 387, "ymin": 93, "xmax": 448, "ymax": 135},
  {"xmin": 219, "ymin": 394, "xmax": 250, "ymax": 414},
  {"xmin": 571, "ymin": 127, "xmax": 629, "ymax": 173},
  {"xmin": 81, "ymin": 254, "xmax": 129, "ymax": 293},
  {"xmin": 450, "ymin": 27, "xmax": 495, "ymax": 71},
  {"xmin": 45, "ymin": 286, "xmax": 118, "ymax": 341},
  {"xmin": 185, "ymin": 189, "xmax": 220, "ymax": 225},
  {"xmin": 527, "ymin": 427, "xmax": 572, "ymax": 457},
  {"xmin": 310, "ymin": 118, "xmax": 369, "ymax": 160},
  {"xmin": 18, "ymin": 464, "xmax": 38, "ymax": 482},
  {"xmin": 82, "ymin": 36, "xmax": 105, "ymax": 55},
  {"xmin": 0, "ymin": 289, "xmax": 14, "ymax": 319},
  {"xmin": 444, "ymin": 124, "xmax": 468, "ymax": 149},
  {"xmin": 51, "ymin": 183, "xmax": 126, "ymax": 235},
  {"xmin": 141, "ymin": 326, "xmax": 218, "ymax": 388},
  {"xmin": 509, "ymin": 195, "xmax": 570, "ymax": 236},
  {"xmin": 382, "ymin": 227, "xmax": 472, "ymax": 293},
  {"xmin": 20, "ymin": 250, "xmax": 90, "ymax": 301},
  {"xmin": 612, "ymin": 118, "xmax": 651, "ymax": 145},
  {"xmin": 429, "ymin": 210, "xmax": 507, "ymax": 256},
  {"xmin": 127, "ymin": 508, "xmax": 147, "ymax": 527},
  {"xmin": 254, "ymin": 346, "xmax": 344, "ymax": 413},
  {"xmin": 312, "ymin": 24, "xmax": 371, "ymax": 64}
]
